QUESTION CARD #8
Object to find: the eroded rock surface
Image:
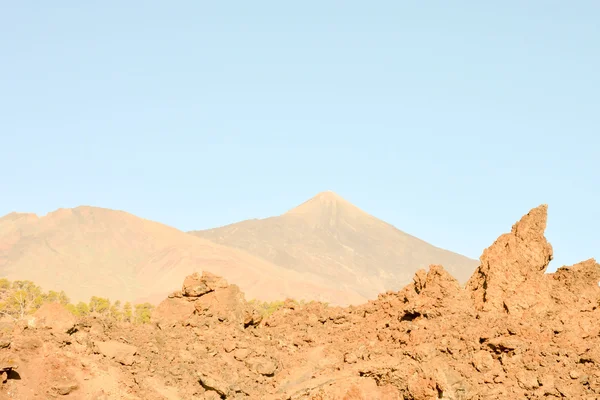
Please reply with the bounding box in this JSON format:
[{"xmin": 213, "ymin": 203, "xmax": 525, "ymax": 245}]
[
  {"xmin": 1, "ymin": 205, "xmax": 599, "ymax": 399},
  {"xmin": 467, "ymin": 204, "xmax": 554, "ymax": 313},
  {"xmin": 31, "ymin": 302, "xmax": 77, "ymax": 333},
  {"xmin": 153, "ymin": 271, "xmax": 262, "ymax": 330},
  {"xmin": 94, "ymin": 340, "xmax": 138, "ymax": 366}
]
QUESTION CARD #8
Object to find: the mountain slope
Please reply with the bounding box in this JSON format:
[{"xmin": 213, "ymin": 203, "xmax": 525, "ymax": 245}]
[
  {"xmin": 0, "ymin": 206, "xmax": 365, "ymax": 305},
  {"xmin": 190, "ymin": 191, "xmax": 479, "ymax": 300}
]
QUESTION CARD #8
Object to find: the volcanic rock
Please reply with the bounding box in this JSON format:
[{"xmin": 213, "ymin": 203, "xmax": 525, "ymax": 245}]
[
  {"xmin": 30, "ymin": 303, "xmax": 77, "ymax": 334},
  {"xmin": 152, "ymin": 297, "xmax": 196, "ymax": 328},
  {"xmin": 397, "ymin": 264, "xmax": 472, "ymax": 319},
  {"xmin": 182, "ymin": 271, "xmax": 228, "ymax": 297},
  {"xmin": 53, "ymin": 382, "xmax": 79, "ymax": 395},
  {"xmin": 467, "ymin": 204, "xmax": 553, "ymax": 313},
  {"xmin": 94, "ymin": 340, "xmax": 138, "ymax": 366}
]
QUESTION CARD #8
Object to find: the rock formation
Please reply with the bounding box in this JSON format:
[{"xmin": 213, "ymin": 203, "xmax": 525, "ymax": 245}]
[
  {"xmin": 0, "ymin": 204, "xmax": 599, "ymax": 399},
  {"xmin": 467, "ymin": 204, "xmax": 554, "ymax": 313},
  {"xmin": 152, "ymin": 271, "xmax": 262, "ymax": 330}
]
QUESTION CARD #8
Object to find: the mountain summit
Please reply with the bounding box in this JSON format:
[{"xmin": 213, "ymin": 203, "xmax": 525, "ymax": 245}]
[
  {"xmin": 191, "ymin": 192, "xmax": 478, "ymax": 301},
  {"xmin": 283, "ymin": 191, "xmax": 369, "ymax": 227},
  {"xmin": 285, "ymin": 190, "xmax": 357, "ymax": 214}
]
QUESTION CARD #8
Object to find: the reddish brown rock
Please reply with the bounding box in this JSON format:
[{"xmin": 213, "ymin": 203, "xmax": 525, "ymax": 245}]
[
  {"xmin": 467, "ymin": 205, "xmax": 554, "ymax": 312},
  {"xmin": 193, "ymin": 283, "xmax": 257, "ymax": 329},
  {"xmin": 182, "ymin": 271, "xmax": 228, "ymax": 297},
  {"xmin": 245, "ymin": 356, "xmax": 277, "ymax": 376},
  {"xmin": 312, "ymin": 378, "xmax": 401, "ymax": 399},
  {"xmin": 398, "ymin": 264, "xmax": 472, "ymax": 319},
  {"xmin": 52, "ymin": 382, "xmax": 79, "ymax": 395},
  {"xmin": 182, "ymin": 272, "xmax": 211, "ymax": 297},
  {"xmin": 549, "ymin": 258, "xmax": 600, "ymax": 311},
  {"xmin": 94, "ymin": 340, "xmax": 138, "ymax": 366},
  {"xmin": 31, "ymin": 303, "xmax": 77, "ymax": 334},
  {"xmin": 152, "ymin": 297, "xmax": 196, "ymax": 328}
]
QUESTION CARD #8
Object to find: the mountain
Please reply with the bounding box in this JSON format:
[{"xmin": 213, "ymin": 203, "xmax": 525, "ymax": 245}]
[
  {"xmin": 190, "ymin": 191, "xmax": 479, "ymax": 300},
  {"xmin": 0, "ymin": 206, "xmax": 366, "ymax": 305},
  {"xmin": 0, "ymin": 193, "xmax": 478, "ymax": 306}
]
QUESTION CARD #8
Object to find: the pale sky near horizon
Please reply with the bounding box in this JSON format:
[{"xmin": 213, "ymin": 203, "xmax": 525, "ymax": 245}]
[{"xmin": 1, "ymin": 2, "xmax": 598, "ymax": 273}]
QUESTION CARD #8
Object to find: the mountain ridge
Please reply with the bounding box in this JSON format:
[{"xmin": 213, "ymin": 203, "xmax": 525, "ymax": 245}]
[
  {"xmin": 191, "ymin": 191, "xmax": 479, "ymax": 300},
  {"xmin": 0, "ymin": 204, "xmax": 366, "ymax": 306},
  {"xmin": 0, "ymin": 192, "xmax": 478, "ymax": 306}
]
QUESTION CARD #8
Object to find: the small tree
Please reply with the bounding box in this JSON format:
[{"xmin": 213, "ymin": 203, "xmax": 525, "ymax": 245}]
[
  {"xmin": 65, "ymin": 301, "xmax": 90, "ymax": 316},
  {"xmin": 76, "ymin": 301, "xmax": 90, "ymax": 316},
  {"xmin": 65, "ymin": 303, "xmax": 77, "ymax": 315},
  {"xmin": 250, "ymin": 300, "xmax": 289, "ymax": 317},
  {"xmin": 0, "ymin": 280, "xmax": 44, "ymax": 319},
  {"xmin": 44, "ymin": 290, "xmax": 70, "ymax": 305},
  {"xmin": 123, "ymin": 302, "xmax": 133, "ymax": 323},
  {"xmin": 134, "ymin": 303, "xmax": 154, "ymax": 324},
  {"xmin": 0, "ymin": 278, "xmax": 10, "ymax": 291},
  {"xmin": 89, "ymin": 296, "xmax": 111, "ymax": 314},
  {"xmin": 110, "ymin": 300, "xmax": 122, "ymax": 320}
]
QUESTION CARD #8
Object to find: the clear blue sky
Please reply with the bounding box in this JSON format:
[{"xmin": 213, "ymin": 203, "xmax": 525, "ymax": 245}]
[{"xmin": 1, "ymin": 2, "xmax": 598, "ymax": 272}]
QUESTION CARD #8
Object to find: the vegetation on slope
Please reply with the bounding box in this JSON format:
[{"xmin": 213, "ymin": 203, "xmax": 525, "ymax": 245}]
[
  {"xmin": 0, "ymin": 278, "xmax": 154, "ymax": 324},
  {"xmin": 248, "ymin": 298, "xmax": 328, "ymax": 317}
]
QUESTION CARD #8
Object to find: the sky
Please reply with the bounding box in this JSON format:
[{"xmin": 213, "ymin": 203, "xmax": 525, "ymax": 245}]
[{"xmin": 1, "ymin": 2, "xmax": 598, "ymax": 273}]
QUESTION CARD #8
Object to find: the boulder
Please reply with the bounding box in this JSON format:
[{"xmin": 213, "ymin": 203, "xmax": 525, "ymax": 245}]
[
  {"xmin": 182, "ymin": 271, "xmax": 228, "ymax": 297},
  {"xmin": 94, "ymin": 340, "xmax": 138, "ymax": 366},
  {"xmin": 193, "ymin": 284, "xmax": 255, "ymax": 328},
  {"xmin": 31, "ymin": 303, "xmax": 77, "ymax": 334},
  {"xmin": 52, "ymin": 382, "xmax": 79, "ymax": 395},
  {"xmin": 152, "ymin": 297, "xmax": 196, "ymax": 328},
  {"xmin": 245, "ymin": 356, "xmax": 277, "ymax": 376}
]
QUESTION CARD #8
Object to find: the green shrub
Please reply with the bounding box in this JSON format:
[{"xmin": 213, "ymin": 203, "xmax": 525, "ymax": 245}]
[
  {"xmin": 0, "ymin": 280, "xmax": 45, "ymax": 319},
  {"xmin": 249, "ymin": 299, "xmax": 298, "ymax": 317},
  {"xmin": 123, "ymin": 302, "xmax": 133, "ymax": 322},
  {"xmin": 89, "ymin": 296, "xmax": 111, "ymax": 314},
  {"xmin": 44, "ymin": 290, "xmax": 70, "ymax": 305},
  {"xmin": 110, "ymin": 300, "xmax": 122, "ymax": 320},
  {"xmin": 0, "ymin": 278, "xmax": 153, "ymax": 325},
  {"xmin": 134, "ymin": 303, "xmax": 154, "ymax": 324}
]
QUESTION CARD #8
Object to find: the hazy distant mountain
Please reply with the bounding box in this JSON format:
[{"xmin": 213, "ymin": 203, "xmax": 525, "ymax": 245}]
[
  {"xmin": 0, "ymin": 206, "xmax": 365, "ymax": 305},
  {"xmin": 190, "ymin": 191, "xmax": 479, "ymax": 300},
  {"xmin": 0, "ymin": 193, "xmax": 478, "ymax": 306}
]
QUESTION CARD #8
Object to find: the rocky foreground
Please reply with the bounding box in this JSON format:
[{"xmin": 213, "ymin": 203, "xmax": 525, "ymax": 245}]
[{"xmin": 1, "ymin": 205, "xmax": 599, "ymax": 399}]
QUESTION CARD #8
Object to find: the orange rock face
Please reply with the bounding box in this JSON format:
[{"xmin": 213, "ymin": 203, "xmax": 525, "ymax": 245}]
[
  {"xmin": 31, "ymin": 302, "xmax": 77, "ymax": 333},
  {"xmin": 1, "ymin": 204, "xmax": 600, "ymax": 399},
  {"xmin": 467, "ymin": 204, "xmax": 554, "ymax": 313}
]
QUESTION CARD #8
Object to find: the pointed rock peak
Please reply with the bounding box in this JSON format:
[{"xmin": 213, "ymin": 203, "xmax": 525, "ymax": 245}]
[
  {"xmin": 284, "ymin": 191, "xmax": 363, "ymax": 217},
  {"xmin": 511, "ymin": 204, "xmax": 548, "ymax": 239},
  {"xmin": 315, "ymin": 190, "xmax": 345, "ymax": 201},
  {"xmin": 467, "ymin": 204, "xmax": 554, "ymax": 313}
]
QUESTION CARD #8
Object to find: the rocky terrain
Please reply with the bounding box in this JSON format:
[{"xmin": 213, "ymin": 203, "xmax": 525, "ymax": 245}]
[{"xmin": 1, "ymin": 204, "xmax": 599, "ymax": 399}]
